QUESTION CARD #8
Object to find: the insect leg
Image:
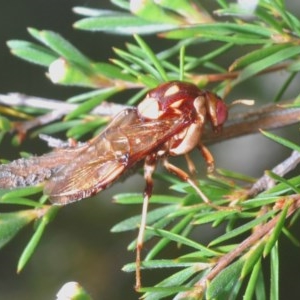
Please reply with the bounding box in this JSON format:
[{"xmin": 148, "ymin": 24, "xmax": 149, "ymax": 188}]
[
  {"xmin": 198, "ymin": 143, "xmax": 215, "ymax": 173},
  {"xmin": 184, "ymin": 153, "xmax": 197, "ymax": 176},
  {"xmin": 162, "ymin": 158, "xmax": 211, "ymax": 204},
  {"xmin": 135, "ymin": 154, "xmax": 157, "ymax": 290}
]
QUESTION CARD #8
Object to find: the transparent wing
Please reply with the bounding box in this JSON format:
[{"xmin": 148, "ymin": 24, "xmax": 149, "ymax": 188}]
[{"xmin": 45, "ymin": 108, "xmax": 185, "ymax": 205}]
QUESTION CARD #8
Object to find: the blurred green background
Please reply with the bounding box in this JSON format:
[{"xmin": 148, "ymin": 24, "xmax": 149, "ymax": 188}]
[{"xmin": 1, "ymin": 1, "xmax": 300, "ymax": 299}]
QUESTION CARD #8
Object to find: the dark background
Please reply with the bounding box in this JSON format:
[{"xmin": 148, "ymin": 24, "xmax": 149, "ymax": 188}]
[{"xmin": 0, "ymin": 1, "xmax": 300, "ymax": 299}]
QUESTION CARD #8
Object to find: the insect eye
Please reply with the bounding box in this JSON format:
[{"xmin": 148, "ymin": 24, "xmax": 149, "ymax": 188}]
[
  {"xmin": 205, "ymin": 93, "xmax": 228, "ymax": 130},
  {"xmin": 216, "ymin": 100, "xmax": 228, "ymax": 125}
]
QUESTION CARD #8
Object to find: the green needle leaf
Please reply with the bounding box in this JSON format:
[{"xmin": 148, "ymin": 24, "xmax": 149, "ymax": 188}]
[
  {"xmin": 38, "ymin": 30, "xmax": 91, "ymax": 66},
  {"xmin": 0, "ymin": 209, "xmax": 42, "ymax": 249},
  {"xmin": 65, "ymin": 87, "xmax": 118, "ymax": 120},
  {"xmin": 74, "ymin": 15, "xmax": 176, "ymax": 35},
  {"xmin": 234, "ymin": 45, "xmax": 300, "ymax": 84},
  {"xmin": 241, "ymin": 242, "xmax": 265, "ymax": 278},
  {"xmin": 17, "ymin": 206, "xmax": 59, "ymax": 272},
  {"xmin": 207, "ymin": 259, "xmax": 244, "ymax": 299},
  {"xmin": 263, "ymin": 203, "xmax": 289, "ymax": 257},
  {"xmin": 270, "ymin": 243, "xmax": 279, "ymax": 300},
  {"xmin": 134, "ymin": 35, "xmax": 169, "ymax": 82},
  {"xmin": 7, "ymin": 40, "xmax": 57, "ymax": 67},
  {"xmin": 210, "ymin": 210, "xmax": 276, "ymax": 246},
  {"xmin": 260, "ymin": 130, "xmax": 300, "ymax": 152},
  {"xmin": 1, "ymin": 186, "xmax": 43, "ymax": 200},
  {"xmin": 111, "ymin": 205, "xmax": 178, "ymax": 232},
  {"xmin": 243, "ymin": 260, "xmax": 263, "ymax": 300},
  {"xmin": 147, "ymin": 226, "xmax": 218, "ymax": 256}
]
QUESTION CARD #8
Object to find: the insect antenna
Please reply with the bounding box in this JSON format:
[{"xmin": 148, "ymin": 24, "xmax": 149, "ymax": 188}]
[{"xmin": 228, "ymin": 99, "xmax": 255, "ymax": 109}]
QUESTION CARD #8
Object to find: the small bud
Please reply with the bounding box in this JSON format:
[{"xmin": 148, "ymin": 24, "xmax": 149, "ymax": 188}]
[
  {"xmin": 56, "ymin": 281, "xmax": 92, "ymax": 300},
  {"xmin": 48, "ymin": 58, "xmax": 100, "ymax": 88},
  {"xmin": 237, "ymin": 0, "xmax": 259, "ymax": 14},
  {"xmin": 48, "ymin": 58, "xmax": 67, "ymax": 83}
]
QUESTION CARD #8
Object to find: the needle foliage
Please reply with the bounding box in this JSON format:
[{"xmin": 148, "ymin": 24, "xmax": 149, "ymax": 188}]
[{"xmin": 1, "ymin": 1, "xmax": 300, "ymax": 299}]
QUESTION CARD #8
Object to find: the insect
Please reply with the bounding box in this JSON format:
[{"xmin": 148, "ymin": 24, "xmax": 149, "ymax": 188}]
[{"xmin": 0, "ymin": 81, "xmax": 228, "ymax": 289}]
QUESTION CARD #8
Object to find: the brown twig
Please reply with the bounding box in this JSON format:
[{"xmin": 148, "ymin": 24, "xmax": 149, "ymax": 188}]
[
  {"xmin": 0, "ymin": 93, "xmax": 130, "ymax": 137},
  {"xmin": 249, "ymin": 150, "xmax": 300, "ymax": 195},
  {"xmin": 0, "ymin": 93, "xmax": 129, "ymax": 116},
  {"xmin": 203, "ymin": 100, "xmax": 300, "ymax": 144},
  {"xmin": 1, "ymin": 93, "xmax": 299, "ymax": 143}
]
